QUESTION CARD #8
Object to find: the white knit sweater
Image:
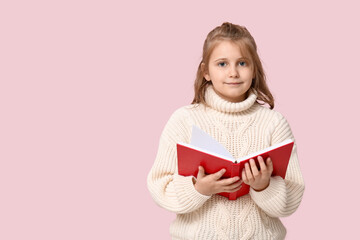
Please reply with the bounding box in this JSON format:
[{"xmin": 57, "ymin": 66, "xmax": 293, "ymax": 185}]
[{"xmin": 147, "ymin": 85, "xmax": 305, "ymax": 240}]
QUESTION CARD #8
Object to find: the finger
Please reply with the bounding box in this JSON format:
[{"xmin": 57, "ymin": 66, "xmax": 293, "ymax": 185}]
[
  {"xmin": 249, "ymin": 158, "xmax": 259, "ymax": 178},
  {"xmin": 218, "ymin": 176, "xmax": 240, "ymax": 185},
  {"xmin": 197, "ymin": 166, "xmax": 205, "ymax": 179},
  {"xmin": 212, "ymin": 168, "xmax": 226, "ymax": 180},
  {"xmin": 242, "ymin": 169, "xmax": 248, "ymax": 184},
  {"xmin": 226, "ymin": 179, "xmax": 243, "ymax": 189},
  {"xmin": 266, "ymin": 158, "xmax": 273, "ymax": 174},
  {"xmin": 258, "ymin": 156, "xmax": 267, "ymax": 172},
  {"xmin": 226, "ymin": 182, "xmax": 243, "ymax": 192},
  {"xmin": 245, "ymin": 162, "xmax": 254, "ymax": 182}
]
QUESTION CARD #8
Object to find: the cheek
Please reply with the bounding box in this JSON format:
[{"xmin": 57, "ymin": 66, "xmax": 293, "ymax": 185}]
[
  {"xmin": 245, "ymin": 81, "xmax": 253, "ymax": 91},
  {"xmin": 209, "ymin": 68, "xmax": 220, "ymax": 78},
  {"xmin": 209, "ymin": 72, "xmax": 223, "ymax": 83},
  {"xmin": 243, "ymin": 70, "xmax": 254, "ymax": 81}
]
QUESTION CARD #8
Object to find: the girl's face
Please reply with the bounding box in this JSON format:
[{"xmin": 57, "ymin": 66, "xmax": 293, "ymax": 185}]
[{"xmin": 203, "ymin": 40, "xmax": 254, "ymax": 103}]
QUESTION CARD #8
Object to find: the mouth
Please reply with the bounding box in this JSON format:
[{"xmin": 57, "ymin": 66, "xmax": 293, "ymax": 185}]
[{"xmin": 225, "ymin": 82, "xmax": 243, "ymax": 85}]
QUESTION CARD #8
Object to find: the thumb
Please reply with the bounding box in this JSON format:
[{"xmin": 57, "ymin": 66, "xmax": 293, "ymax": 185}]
[
  {"xmin": 197, "ymin": 166, "xmax": 205, "ymax": 179},
  {"xmin": 267, "ymin": 157, "xmax": 273, "ymax": 173}
]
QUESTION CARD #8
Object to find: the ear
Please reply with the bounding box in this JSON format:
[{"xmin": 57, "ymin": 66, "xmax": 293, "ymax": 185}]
[{"xmin": 201, "ymin": 62, "xmax": 211, "ymax": 81}]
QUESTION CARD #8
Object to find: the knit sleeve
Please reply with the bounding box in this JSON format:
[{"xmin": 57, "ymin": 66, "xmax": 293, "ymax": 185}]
[
  {"xmin": 147, "ymin": 108, "xmax": 211, "ymax": 214},
  {"xmin": 249, "ymin": 113, "xmax": 305, "ymax": 218}
]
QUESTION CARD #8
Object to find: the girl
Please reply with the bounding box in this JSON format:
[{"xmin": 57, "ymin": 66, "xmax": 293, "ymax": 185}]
[{"xmin": 147, "ymin": 22, "xmax": 305, "ymax": 240}]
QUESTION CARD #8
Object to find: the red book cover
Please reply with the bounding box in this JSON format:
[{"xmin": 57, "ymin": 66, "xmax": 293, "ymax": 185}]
[{"xmin": 176, "ymin": 126, "xmax": 294, "ymax": 200}]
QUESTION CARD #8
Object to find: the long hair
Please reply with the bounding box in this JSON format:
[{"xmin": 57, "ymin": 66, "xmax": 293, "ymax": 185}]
[{"xmin": 192, "ymin": 22, "xmax": 275, "ymax": 109}]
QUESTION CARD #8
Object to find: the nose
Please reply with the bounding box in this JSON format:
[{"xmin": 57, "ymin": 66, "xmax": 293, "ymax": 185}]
[{"xmin": 229, "ymin": 64, "xmax": 239, "ymax": 78}]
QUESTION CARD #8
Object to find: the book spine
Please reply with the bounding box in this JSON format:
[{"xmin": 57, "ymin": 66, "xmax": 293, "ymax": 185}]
[{"xmin": 228, "ymin": 163, "xmax": 241, "ymax": 200}]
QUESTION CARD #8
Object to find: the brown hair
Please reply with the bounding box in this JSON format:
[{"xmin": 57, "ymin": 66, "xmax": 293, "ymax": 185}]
[{"xmin": 191, "ymin": 22, "xmax": 275, "ymax": 109}]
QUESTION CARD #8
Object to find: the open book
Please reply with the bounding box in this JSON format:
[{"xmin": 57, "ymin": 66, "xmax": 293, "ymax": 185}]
[{"xmin": 177, "ymin": 125, "xmax": 294, "ymax": 200}]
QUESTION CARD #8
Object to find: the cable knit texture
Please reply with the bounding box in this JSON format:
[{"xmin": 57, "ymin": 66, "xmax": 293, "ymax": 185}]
[{"xmin": 147, "ymin": 85, "xmax": 305, "ymax": 240}]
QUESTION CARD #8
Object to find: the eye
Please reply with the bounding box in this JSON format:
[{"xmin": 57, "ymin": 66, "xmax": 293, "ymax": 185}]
[
  {"xmin": 218, "ymin": 62, "xmax": 227, "ymax": 67},
  {"xmin": 239, "ymin": 61, "xmax": 246, "ymax": 66}
]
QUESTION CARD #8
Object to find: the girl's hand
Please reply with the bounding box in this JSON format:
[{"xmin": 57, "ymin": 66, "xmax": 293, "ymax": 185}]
[
  {"xmin": 242, "ymin": 156, "xmax": 273, "ymax": 191},
  {"xmin": 194, "ymin": 166, "xmax": 242, "ymax": 196}
]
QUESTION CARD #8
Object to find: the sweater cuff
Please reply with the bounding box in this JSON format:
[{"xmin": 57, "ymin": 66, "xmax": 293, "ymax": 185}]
[
  {"xmin": 173, "ymin": 175, "xmax": 211, "ymax": 209},
  {"xmin": 249, "ymin": 176, "xmax": 286, "ymax": 206}
]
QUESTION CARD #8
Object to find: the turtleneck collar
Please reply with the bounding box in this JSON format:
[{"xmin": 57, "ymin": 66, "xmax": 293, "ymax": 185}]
[{"xmin": 204, "ymin": 85, "xmax": 258, "ymax": 114}]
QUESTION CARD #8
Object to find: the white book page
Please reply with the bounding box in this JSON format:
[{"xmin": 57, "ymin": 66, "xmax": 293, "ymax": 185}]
[
  {"xmin": 236, "ymin": 139, "xmax": 294, "ymax": 162},
  {"xmin": 190, "ymin": 125, "xmax": 234, "ymax": 160},
  {"xmin": 178, "ymin": 142, "xmax": 234, "ymax": 162}
]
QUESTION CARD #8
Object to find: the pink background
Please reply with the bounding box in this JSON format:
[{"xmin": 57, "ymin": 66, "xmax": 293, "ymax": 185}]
[{"xmin": 1, "ymin": 0, "xmax": 359, "ymax": 239}]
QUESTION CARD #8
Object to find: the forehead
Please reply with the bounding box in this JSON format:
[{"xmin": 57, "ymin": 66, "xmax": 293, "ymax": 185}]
[{"xmin": 210, "ymin": 40, "xmax": 251, "ymax": 60}]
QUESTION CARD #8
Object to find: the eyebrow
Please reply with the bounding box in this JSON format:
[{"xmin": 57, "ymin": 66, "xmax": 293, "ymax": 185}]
[{"xmin": 214, "ymin": 57, "xmax": 249, "ymax": 62}]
